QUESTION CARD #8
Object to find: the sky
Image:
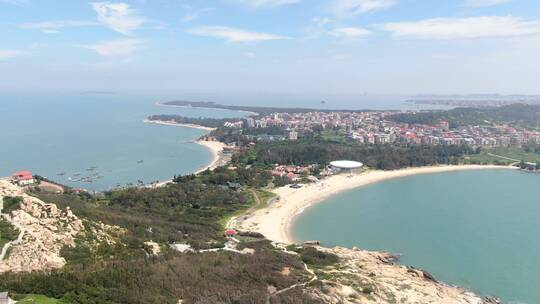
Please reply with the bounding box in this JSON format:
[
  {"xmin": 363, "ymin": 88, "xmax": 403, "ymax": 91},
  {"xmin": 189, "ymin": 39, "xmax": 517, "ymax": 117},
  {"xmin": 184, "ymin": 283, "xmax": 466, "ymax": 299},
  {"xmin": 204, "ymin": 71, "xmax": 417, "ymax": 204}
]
[{"xmin": 1, "ymin": 0, "xmax": 540, "ymax": 96}]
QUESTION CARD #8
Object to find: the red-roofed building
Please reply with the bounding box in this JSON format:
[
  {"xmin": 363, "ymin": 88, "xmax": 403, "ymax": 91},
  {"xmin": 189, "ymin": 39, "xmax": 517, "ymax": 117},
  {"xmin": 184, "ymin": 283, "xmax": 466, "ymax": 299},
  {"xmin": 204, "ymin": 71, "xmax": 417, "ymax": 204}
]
[
  {"xmin": 12, "ymin": 171, "xmax": 35, "ymax": 186},
  {"xmin": 224, "ymin": 229, "xmax": 238, "ymax": 237}
]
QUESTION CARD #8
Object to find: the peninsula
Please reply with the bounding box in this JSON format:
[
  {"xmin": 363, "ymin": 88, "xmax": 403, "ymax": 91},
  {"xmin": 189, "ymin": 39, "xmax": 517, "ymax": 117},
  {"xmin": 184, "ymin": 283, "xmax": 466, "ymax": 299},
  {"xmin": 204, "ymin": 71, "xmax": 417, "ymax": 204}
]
[{"xmin": 4, "ymin": 102, "xmax": 540, "ymax": 303}]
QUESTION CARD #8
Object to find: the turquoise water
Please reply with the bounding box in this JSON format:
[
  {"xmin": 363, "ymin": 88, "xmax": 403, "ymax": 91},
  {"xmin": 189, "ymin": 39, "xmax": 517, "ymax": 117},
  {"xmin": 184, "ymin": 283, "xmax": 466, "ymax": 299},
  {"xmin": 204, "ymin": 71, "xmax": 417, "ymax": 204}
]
[
  {"xmin": 292, "ymin": 170, "xmax": 540, "ymax": 304},
  {"xmin": 0, "ymin": 95, "xmax": 243, "ymax": 191}
]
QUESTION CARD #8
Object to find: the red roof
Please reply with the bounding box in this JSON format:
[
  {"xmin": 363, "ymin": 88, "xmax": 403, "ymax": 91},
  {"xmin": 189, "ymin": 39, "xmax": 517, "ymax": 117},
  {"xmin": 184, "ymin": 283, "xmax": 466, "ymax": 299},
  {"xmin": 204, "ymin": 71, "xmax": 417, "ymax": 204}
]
[
  {"xmin": 225, "ymin": 229, "xmax": 237, "ymax": 236},
  {"xmin": 12, "ymin": 171, "xmax": 33, "ymax": 180}
]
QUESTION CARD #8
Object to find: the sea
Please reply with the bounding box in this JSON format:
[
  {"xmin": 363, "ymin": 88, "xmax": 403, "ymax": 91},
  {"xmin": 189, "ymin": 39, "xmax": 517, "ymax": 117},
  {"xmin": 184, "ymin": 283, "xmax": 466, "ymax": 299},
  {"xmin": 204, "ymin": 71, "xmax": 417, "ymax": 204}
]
[
  {"xmin": 0, "ymin": 93, "xmax": 438, "ymax": 191},
  {"xmin": 292, "ymin": 169, "xmax": 540, "ymax": 304},
  {"xmin": 0, "ymin": 94, "xmax": 244, "ymax": 191}
]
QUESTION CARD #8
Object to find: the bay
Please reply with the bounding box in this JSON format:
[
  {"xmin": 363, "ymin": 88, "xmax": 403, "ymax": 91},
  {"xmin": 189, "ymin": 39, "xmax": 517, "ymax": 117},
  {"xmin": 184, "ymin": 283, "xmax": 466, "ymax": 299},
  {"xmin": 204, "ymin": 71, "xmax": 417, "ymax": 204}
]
[
  {"xmin": 292, "ymin": 170, "xmax": 540, "ymax": 304},
  {"xmin": 0, "ymin": 94, "xmax": 243, "ymax": 191}
]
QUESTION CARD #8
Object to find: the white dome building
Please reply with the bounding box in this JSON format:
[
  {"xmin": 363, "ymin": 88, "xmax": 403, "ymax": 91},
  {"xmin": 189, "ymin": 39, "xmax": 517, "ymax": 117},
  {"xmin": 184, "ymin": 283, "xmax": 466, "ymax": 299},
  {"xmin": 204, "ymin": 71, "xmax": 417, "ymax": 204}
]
[{"xmin": 329, "ymin": 160, "xmax": 364, "ymax": 174}]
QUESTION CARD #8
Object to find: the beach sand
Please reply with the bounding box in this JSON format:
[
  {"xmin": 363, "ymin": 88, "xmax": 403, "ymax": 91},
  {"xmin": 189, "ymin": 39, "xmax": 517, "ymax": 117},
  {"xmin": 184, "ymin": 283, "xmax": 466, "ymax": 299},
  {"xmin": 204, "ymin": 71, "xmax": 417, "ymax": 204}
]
[
  {"xmin": 143, "ymin": 118, "xmax": 227, "ymax": 187},
  {"xmin": 234, "ymin": 165, "xmax": 516, "ymax": 244},
  {"xmin": 143, "ymin": 119, "xmax": 216, "ymax": 132},
  {"xmin": 195, "ymin": 140, "xmax": 228, "ymax": 174},
  {"xmin": 152, "ymin": 140, "xmax": 226, "ymax": 187}
]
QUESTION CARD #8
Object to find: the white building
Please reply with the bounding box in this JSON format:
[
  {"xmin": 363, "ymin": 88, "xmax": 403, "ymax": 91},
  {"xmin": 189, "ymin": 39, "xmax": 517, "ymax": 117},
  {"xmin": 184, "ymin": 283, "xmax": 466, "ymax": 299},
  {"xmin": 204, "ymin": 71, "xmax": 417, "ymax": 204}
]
[
  {"xmin": 288, "ymin": 130, "xmax": 298, "ymax": 141},
  {"xmin": 12, "ymin": 171, "xmax": 35, "ymax": 186},
  {"xmin": 330, "ymin": 160, "xmax": 364, "ymax": 174}
]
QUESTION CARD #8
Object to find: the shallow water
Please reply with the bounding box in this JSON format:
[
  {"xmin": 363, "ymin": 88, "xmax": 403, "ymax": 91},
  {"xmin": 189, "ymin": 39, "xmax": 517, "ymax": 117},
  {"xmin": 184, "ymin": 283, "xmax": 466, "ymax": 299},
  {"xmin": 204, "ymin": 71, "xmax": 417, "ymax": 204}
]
[
  {"xmin": 292, "ymin": 170, "xmax": 540, "ymax": 304},
  {"xmin": 0, "ymin": 95, "xmax": 243, "ymax": 191}
]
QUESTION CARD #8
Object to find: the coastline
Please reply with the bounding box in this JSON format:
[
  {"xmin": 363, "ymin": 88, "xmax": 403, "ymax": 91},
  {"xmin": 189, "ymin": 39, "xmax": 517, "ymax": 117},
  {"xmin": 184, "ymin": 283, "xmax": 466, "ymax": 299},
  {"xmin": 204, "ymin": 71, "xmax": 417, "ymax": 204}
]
[
  {"xmin": 143, "ymin": 118, "xmax": 227, "ymax": 187},
  {"xmin": 194, "ymin": 140, "xmax": 228, "ymax": 174},
  {"xmin": 155, "ymin": 102, "xmax": 259, "ymax": 116},
  {"xmin": 234, "ymin": 164, "xmax": 517, "ymax": 244},
  {"xmin": 143, "ymin": 118, "xmax": 216, "ymax": 132}
]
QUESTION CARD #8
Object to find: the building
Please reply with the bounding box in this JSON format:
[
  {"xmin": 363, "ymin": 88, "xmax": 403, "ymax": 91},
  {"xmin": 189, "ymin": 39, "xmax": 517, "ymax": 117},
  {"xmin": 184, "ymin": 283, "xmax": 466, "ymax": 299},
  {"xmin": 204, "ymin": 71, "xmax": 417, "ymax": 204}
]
[
  {"xmin": 12, "ymin": 171, "xmax": 35, "ymax": 186},
  {"xmin": 224, "ymin": 229, "xmax": 238, "ymax": 237},
  {"xmin": 0, "ymin": 292, "xmax": 15, "ymax": 304},
  {"xmin": 329, "ymin": 160, "xmax": 364, "ymax": 174},
  {"xmin": 288, "ymin": 130, "xmax": 298, "ymax": 141},
  {"xmin": 245, "ymin": 117, "xmax": 255, "ymax": 128}
]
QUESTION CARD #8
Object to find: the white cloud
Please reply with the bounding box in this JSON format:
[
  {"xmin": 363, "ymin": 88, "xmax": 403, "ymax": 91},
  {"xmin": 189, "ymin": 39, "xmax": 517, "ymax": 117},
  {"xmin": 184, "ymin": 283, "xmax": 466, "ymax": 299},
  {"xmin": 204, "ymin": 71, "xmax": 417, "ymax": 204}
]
[
  {"xmin": 91, "ymin": 2, "xmax": 146, "ymax": 35},
  {"xmin": 186, "ymin": 26, "xmax": 288, "ymax": 42},
  {"xmin": 233, "ymin": 0, "xmax": 300, "ymax": 8},
  {"xmin": 0, "ymin": 49, "xmax": 20, "ymax": 60},
  {"xmin": 180, "ymin": 6, "xmax": 215, "ymax": 23},
  {"xmin": 0, "ymin": 0, "xmax": 29, "ymax": 5},
  {"xmin": 330, "ymin": 0, "xmax": 396, "ymax": 17},
  {"xmin": 464, "ymin": 0, "xmax": 512, "ymax": 7},
  {"xmin": 330, "ymin": 27, "xmax": 371, "ymax": 38},
  {"xmin": 80, "ymin": 39, "xmax": 144, "ymax": 56},
  {"xmin": 19, "ymin": 20, "xmax": 97, "ymax": 34},
  {"xmin": 382, "ymin": 16, "xmax": 540, "ymax": 40}
]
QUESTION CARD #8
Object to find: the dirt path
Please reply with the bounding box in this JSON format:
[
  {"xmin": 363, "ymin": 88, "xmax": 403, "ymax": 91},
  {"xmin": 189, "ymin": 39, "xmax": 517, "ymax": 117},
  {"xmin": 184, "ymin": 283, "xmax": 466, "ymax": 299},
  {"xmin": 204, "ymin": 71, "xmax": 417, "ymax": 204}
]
[{"xmin": 0, "ymin": 196, "xmax": 26, "ymax": 261}]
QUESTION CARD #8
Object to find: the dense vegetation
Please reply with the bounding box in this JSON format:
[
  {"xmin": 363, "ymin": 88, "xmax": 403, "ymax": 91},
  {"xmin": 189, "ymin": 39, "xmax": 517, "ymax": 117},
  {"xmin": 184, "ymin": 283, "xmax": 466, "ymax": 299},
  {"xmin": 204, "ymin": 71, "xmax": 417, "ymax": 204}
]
[
  {"xmin": 389, "ymin": 103, "xmax": 540, "ymax": 130},
  {"xmin": 248, "ymin": 139, "xmax": 474, "ymax": 170},
  {"xmin": 0, "ymin": 250, "xmax": 314, "ymax": 304},
  {"xmin": 290, "ymin": 246, "xmax": 340, "ymax": 268},
  {"xmin": 1, "ymin": 176, "xmax": 327, "ymax": 303},
  {"xmin": 2, "ymin": 196, "xmax": 23, "ymax": 214},
  {"xmin": 35, "ymin": 180, "xmax": 250, "ymax": 250},
  {"xmin": 524, "ymin": 141, "xmax": 540, "ymax": 154},
  {"xmin": 0, "ymin": 218, "xmax": 19, "ymax": 248}
]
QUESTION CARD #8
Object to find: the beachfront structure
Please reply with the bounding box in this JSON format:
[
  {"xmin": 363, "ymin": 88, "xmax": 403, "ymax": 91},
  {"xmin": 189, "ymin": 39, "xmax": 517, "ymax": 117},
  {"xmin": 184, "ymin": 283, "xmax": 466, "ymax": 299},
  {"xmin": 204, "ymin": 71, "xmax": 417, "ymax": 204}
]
[
  {"xmin": 12, "ymin": 171, "xmax": 35, "ymax": 186},
  {"xmin": 0, "ymin": 292, "xmax": 15, "ymax": 304},
  {"xmin": 330, "ymin": 160, "xmax": 364, "ymax": 174}
]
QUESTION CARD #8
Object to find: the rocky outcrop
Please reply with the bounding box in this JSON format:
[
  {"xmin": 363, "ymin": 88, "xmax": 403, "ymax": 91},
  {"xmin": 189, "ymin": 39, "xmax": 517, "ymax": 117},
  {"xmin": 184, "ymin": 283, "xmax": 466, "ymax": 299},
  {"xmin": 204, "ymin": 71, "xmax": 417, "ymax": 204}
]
[
  {"xmin": 303, "ymin": 246, "xmax": 500, "ymax": 304},
  {"xmin": 0, "ymin": 180, "xmax": 119, "ymax": 273}
]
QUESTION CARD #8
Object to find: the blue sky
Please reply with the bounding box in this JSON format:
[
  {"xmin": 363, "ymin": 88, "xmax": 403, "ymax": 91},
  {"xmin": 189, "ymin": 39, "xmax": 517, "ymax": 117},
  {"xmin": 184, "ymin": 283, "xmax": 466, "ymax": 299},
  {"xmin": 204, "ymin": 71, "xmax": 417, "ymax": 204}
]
[{"xmin": 1, "ymin": 0, "xmax": 540, "ymax": 96}]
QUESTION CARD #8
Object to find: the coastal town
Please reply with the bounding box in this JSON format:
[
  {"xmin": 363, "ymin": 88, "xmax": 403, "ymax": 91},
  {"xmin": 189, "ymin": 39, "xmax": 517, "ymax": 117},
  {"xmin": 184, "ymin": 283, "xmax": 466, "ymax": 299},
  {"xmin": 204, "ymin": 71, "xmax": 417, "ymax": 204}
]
[{"xmin": 223, "ymin": 110, "xmax": 540, "ymax": 148}]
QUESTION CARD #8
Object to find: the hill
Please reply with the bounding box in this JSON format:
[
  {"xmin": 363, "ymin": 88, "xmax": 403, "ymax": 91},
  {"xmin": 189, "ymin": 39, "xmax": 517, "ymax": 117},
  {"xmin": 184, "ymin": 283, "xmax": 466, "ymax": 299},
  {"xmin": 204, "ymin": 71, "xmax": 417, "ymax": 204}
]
[{"xmin": 389, "ymin": 103, "xmax": 540, "ymax": 130}]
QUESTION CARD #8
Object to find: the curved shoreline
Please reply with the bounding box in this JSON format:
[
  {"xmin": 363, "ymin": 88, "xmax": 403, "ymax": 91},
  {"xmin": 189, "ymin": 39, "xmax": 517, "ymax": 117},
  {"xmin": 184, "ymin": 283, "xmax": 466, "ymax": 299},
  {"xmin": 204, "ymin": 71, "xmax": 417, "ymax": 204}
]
[
  {"xmin": 235, "ymin": 165, "xmax": 517, "ymax": 244},
  {"xmin": 143, "ymin": 118, "xmax": 216, "ymax": 131},
  {"xmin": 155, "ymin": 102, "xmax": 259, "ymax": 116},
  {"xmin": 143, "ymin": 119, "xmax": 226, "ymax": 187}
]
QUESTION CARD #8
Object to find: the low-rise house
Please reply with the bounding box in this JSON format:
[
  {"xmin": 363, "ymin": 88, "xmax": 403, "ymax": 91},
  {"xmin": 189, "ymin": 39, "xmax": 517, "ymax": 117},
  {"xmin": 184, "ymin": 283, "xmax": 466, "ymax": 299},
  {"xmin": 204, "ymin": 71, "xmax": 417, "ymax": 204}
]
[
  {"xmin": 224, "ymin": 229, "xmax": 238, "ymax": 237},
  {"xmin": 12, "ymin": 170, "xmax": 35, "ymax": 186}
]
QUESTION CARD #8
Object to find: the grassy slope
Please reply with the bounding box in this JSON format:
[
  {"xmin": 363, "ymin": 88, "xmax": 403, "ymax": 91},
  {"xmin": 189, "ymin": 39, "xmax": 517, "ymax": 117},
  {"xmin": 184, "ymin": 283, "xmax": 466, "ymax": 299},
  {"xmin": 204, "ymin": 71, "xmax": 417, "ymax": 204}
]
[
  {"xmin": 16, "ymin": 294, "xmax": 60, "ymax": 304},
  {"xmin": 0, "ymin": 219, "xmax": 19, "ymax": 248},
  {"xmin": 467, "ymin": 147, "xmax": 540, "ymax": 165}
]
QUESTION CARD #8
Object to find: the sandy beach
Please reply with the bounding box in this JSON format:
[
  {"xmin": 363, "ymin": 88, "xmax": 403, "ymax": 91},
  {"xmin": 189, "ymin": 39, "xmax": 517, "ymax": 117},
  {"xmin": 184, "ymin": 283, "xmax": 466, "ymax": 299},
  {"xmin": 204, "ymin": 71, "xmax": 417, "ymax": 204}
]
[
  {"xmin": 143, "ymin": 118, "xmax": 227, "ymax": 187},
  {"xmin": 151, "ymin": 140, "xmax": 227, "ymax": 187},
  {"xmin": 234, "ymin": 165, "xmax": 517, "ymax": 244},
  {"xmin": 194, "ymin": 140, "xmax": 228, "ymax": 173},
  {"xmin": 143, "ymin": 119, "xmax": 216, "ymax": 132}
]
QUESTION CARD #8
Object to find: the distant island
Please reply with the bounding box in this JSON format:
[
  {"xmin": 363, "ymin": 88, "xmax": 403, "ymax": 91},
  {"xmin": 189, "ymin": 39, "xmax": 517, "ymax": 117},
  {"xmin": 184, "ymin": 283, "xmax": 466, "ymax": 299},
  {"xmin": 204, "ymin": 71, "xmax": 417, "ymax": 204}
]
[{"xmin": 407, "ymin": 94, "xmax": 540, "ymax": 107}]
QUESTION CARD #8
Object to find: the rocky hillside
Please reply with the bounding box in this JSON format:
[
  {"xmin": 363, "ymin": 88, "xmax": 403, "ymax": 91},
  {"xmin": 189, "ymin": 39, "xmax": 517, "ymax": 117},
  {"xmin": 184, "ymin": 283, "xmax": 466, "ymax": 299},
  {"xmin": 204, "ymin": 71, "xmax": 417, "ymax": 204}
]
[
  {"xmin": 0, "ymin": 180, "xmax": 120, "ymax": 273},
  {"xmin": 300, "ymin": 246, "xmax": 499, "ymax": 304}
]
